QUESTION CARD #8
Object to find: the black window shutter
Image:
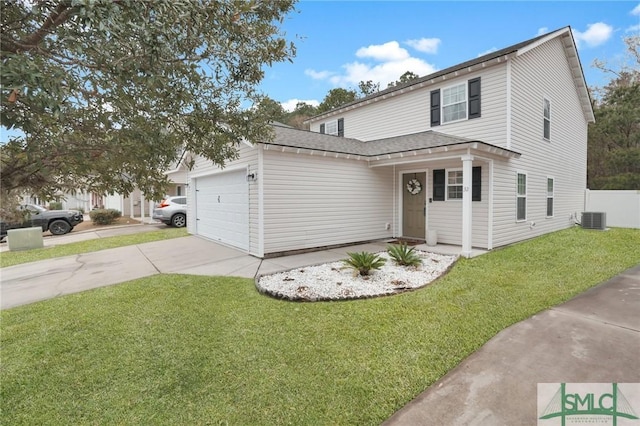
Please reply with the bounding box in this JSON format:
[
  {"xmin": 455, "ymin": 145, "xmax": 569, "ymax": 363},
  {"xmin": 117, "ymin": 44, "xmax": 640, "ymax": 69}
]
[
  {"xmin": 433, "ymin": 169, "xmax": 445, "ymax": 201},
  {"xmin": 337, "ymin": 118, "xmax": 344, "ymax": 136},
  {"xmin": 472, "ymin": 166, "xmax": 481, "ymax": 201},
  {"xmin": 468, "ymin": 77, "xmax": 481, "ymax": 119},
  {"xmin": 319, "ymin": 123, "xmax": 325, "ymax": 134},
  {"xmin": 430, "ymin": 89, "xmax": 440, "ymax": 127}
]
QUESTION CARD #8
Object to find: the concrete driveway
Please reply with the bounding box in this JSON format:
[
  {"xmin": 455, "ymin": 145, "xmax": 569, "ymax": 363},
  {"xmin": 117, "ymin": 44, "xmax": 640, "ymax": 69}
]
[{"xmin": 0, "ymin": 235, "xmax": 388, "ymax": 309}]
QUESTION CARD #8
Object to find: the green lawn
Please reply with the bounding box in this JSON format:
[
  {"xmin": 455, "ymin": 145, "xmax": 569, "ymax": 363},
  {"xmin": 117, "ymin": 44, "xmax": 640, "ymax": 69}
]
[
  {"xmin": 2, "ymin": 227, "xmax": 639, "ymax": 425},
  {"xmin": 0, "ymin": 227, "xmax": 188, "ymax": 268}
]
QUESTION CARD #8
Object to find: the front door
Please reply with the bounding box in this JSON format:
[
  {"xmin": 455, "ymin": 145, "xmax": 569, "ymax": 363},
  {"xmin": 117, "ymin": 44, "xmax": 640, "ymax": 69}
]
[{"xmin": 403, "ymin": 172, "xmax": 426, "ymax": 239}]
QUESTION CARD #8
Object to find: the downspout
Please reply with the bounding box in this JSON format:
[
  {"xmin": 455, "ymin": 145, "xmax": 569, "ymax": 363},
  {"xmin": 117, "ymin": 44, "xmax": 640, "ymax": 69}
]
[{"xmin": 506, "ymin": 58, "xmax": 512, "ymax": 149}]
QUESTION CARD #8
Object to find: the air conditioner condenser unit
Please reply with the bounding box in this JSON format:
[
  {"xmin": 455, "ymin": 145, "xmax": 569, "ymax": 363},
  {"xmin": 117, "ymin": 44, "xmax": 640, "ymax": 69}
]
[{"xmin": 581, "ymin": 212, "xmax": 606, "ymax": 230}]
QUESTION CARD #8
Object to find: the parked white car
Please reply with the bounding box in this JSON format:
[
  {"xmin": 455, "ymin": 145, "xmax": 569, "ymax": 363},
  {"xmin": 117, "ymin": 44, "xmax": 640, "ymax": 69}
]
[{"xmin": 152, "ymin": 196, "xmax": 187, "ymax": 227}]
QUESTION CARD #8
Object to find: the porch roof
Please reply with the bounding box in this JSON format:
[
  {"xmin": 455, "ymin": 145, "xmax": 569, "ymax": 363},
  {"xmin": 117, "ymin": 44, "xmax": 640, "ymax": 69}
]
[{"xmin": 263, "ymin": 124, "xmax": 521, "ymax": 161}]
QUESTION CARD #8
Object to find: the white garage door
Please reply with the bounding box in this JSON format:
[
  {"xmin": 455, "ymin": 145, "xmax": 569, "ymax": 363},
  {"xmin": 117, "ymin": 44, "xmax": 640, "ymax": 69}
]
[{"xmin": 195, "ymin": 170, "xmax": 249, "ymax": 251}]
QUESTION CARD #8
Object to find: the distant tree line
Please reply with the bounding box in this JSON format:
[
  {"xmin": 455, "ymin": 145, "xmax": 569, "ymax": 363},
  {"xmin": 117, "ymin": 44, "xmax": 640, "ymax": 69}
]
[{"xmin": 588, "ymin": 36, "xmax": 639, "ymax": 190}]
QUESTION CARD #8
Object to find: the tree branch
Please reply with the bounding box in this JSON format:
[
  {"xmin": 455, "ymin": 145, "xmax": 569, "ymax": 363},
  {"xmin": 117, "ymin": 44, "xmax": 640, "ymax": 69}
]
[{"xmin": 20, "ymin": 2, "xmax": 75, "ymax": 51}]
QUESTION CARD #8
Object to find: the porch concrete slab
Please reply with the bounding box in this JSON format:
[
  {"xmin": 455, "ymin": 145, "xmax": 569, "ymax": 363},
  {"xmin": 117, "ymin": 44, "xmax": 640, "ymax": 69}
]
[
  {"xmin": 1, "ymin": 245, "xmax": 159, "ymax": 309},
  {"xmin": 414, "ymin": 243, "xmax": 487, "ymax": 258},
  {"xmin": 383, "ymin": 265, "xmax": 640, "ymax": 426}
]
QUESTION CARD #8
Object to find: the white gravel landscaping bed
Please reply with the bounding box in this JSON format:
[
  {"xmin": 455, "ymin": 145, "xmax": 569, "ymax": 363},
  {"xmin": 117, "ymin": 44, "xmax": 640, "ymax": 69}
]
[{"xmin": 257, "ymin": 251, "xmax": 458, "ymax": 301}]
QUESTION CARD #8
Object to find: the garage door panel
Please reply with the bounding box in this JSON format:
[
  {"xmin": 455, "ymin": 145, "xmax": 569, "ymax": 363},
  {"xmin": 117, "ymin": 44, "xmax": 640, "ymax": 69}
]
[{"xmin": 195, "ymin": 170, "xmax": 248, "ymax": 251}]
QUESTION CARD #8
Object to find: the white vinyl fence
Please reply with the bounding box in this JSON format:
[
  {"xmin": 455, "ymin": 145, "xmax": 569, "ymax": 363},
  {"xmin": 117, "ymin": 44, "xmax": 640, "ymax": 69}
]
[{"xmin": 584, "ymin": 190, "xmax": 640, "ymax": 229}]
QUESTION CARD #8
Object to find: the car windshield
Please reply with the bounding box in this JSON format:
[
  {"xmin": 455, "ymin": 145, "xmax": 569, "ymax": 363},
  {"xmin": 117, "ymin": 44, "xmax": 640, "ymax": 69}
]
[{"xmin": 23, "ymin": 204, "xmax": 47, "ymax": 213}]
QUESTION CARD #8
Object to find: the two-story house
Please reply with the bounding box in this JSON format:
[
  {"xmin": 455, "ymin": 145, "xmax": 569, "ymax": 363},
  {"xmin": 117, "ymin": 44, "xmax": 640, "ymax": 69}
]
[{"xmin": 186, "ymin": 26, "xmax": 594, "ymax": 258}]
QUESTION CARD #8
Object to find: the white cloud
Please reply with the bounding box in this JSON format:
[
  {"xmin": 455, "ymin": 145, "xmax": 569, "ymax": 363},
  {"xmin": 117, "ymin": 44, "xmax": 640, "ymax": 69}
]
[
  {"xmin": 356, "ymin": 41, "xmax": 410, "ymax": 61},
  {"xmin": 329, "ymin": 57, "xmax": 437, "ymax": 88},
  {"xmin": 280, "ymin": 99, "xmax": 319, "ymax": 112},
  {"xmin": 537, "ymin": 27, "xmax": 549, "ymax": 36},
  {"xmin": 305, "ymin": 69, "xmax": 334, "ymax": 80},
  {"xmin": 572, "ymin": 22, "xmax": 613, "ymax": 48},
  {"xmin": 631, "ymin": 3, "xmax": 640, "ymax": 15},
  {"xmin": 405, "ymin": 38, "xmax": 441, "ymax": 54},
  {"xmin": 306, "ymin": 40, "xmax": 438, "ymax": 90},
  {"xmin": 626, "ymin": 23, "xmax": 640, "ymax": 33}
]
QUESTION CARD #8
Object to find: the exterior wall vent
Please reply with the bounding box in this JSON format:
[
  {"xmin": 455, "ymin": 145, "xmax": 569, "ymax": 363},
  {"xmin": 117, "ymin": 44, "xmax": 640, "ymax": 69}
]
[{"xmin": 581, "ymin": 212, "xmax": 606, "ymax": 230}]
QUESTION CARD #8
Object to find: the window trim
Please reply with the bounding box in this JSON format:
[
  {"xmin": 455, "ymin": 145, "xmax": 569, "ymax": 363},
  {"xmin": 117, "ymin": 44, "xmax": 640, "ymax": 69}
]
[
  {"xmin": 446, "ymin": 168, "xmax": 463, "ymax": 201},
  {"xmin": 543, "ymin": 97, "xmax": 551, "ymax": 141},
  {"xmin": 516, "ymin": 172, "xmax": 527, "ymax": 222},
  {"xmin": 546, "ymin": 177, "xmax": 554, "ymax": 218},
  {"xmin": 324, "ymin": 119, "xmax": 338, "ymax": 136},
  {"xmin": 441, "ymin": 82, "xmax": 468, "ymax": 124}
]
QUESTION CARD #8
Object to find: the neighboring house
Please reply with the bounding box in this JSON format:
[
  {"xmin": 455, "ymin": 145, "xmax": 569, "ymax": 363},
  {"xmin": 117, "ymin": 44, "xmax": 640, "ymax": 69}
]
[
  {"xmin": 103, "ymin": 153, "xmax": 188, "ymax": 217},
  {"xmin": 186, "ymin": 27, "xmax": 594, "ymax": 258}
]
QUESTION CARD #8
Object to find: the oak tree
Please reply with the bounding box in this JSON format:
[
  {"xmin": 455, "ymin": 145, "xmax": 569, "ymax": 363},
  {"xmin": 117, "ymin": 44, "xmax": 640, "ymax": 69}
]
[{"xmin": 1, "ymin": 0, "xmax": 297, "ymax": 211}]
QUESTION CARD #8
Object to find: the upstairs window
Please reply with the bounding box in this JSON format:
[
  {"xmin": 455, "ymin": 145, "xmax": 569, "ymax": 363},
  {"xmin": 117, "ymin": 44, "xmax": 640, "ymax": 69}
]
[
  {"xmin": 431, "ymin": 78, "xmax": 480, "ymax": 126},
  {"xmin": 319, "ymin": 118, "xmax": 344, "ymax": 136},
  {"xmin": 325, "ymin": 120, "xmax": 338, "ymax": 135},
  {"xmin": 442, "ymin": 83, "xmax": 467, "ymax": 123},
  {"xmin": 543, "ymin": 98, "xmax": 551, "ymax": 140}
]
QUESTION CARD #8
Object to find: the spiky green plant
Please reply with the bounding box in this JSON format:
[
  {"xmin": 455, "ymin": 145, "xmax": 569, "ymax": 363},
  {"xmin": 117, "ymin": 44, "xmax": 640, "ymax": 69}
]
[
  {"xmin": 387, "ymin": 243, "xmax": 422, "ymax": 267},
  {"xmin": 343, "ymin": 251, "xmax": 386, "ymax": 276}
]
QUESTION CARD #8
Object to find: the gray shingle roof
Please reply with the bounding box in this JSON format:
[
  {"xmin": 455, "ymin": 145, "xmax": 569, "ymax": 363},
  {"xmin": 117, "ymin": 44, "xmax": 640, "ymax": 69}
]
[{"xmin": 266, "ymin": 124, "xmax": 519, "ymax": 158}]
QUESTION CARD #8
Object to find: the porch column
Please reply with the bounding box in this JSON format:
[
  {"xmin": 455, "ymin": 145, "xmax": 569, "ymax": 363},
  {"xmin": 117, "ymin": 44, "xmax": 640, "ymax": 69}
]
[{"xmin": 461, "ymin": 154, "xmax": 474, "ymax": 258}]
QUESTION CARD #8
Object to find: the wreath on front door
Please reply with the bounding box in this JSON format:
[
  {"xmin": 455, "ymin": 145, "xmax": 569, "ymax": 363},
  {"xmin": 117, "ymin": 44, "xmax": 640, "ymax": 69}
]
[{"xmin": 406, "ymin": 178, "xmax": 422, "ymax": 195}]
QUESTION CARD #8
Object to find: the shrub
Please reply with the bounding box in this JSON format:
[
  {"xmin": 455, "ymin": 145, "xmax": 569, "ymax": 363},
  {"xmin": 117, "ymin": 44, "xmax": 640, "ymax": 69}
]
[
  {"xmin": 48, "ymin": 202, "xmax": 63, "ymax": 210},
  {"xmin": 343, "ymin": 251, "xmax": 386, "ymax": 276},
  {"xmin": 73, "ymin": 207, "xmax": 85, "ymax": 214},
  {"xmin": 387, "ymin": 243, "xmax": 422, "ymax": 267},
  {"xmin": 89, "ymin": 209, "xmax": 122, "ymax": 225}
]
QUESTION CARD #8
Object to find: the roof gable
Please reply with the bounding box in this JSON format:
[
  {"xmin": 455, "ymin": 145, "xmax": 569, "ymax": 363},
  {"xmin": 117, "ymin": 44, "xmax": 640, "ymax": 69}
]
[{"xmin": 308, "ymin": 26, "xmax": 594, "ymax": 124}]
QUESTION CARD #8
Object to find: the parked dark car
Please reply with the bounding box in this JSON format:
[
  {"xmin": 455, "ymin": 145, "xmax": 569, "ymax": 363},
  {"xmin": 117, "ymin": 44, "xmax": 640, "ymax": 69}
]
[{"xmin": 0, "ymin": 204, "xmax": 84, "ymax": 239}]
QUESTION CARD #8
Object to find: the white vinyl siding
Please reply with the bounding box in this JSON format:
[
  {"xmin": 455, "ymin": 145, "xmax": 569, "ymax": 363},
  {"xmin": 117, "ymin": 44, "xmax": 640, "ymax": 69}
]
[
  {"xmin": 492, "ymin": 35, "xmax": 588, "ymax": 248},
  {"xmin": 261, "ymin": 150, "xmax": 393, "ymax": 255},
  {"xmin": 308, "ymin": 65, "xmax": 508, "ymax": 146}
]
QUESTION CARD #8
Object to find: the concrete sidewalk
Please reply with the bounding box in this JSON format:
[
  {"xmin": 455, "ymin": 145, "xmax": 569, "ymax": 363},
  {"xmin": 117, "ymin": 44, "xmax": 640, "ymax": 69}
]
[{"xmin": 383, "ymin": 264, "xmax": 640, "ymax": 425}]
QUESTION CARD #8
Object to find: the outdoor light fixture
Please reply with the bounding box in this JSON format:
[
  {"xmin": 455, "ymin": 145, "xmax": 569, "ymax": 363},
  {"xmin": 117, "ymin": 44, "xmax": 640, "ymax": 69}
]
[{"xmin": 247, "ymin": 172, "xmax": 257, "ymax": 182}]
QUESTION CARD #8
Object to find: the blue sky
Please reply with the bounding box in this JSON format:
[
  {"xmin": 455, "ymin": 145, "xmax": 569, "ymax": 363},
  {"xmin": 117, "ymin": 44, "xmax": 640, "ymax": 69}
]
[{"xmin": 261, "ymin": 1, "xmax": 640, "ymax": 111}]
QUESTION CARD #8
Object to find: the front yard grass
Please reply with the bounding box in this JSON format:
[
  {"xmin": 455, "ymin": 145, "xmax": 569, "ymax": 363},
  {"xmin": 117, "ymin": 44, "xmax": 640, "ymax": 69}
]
[
  {"xmin": 2, "ymin": 227, "xmax": 639, "ymax": 425},
  {"xmin": 0, "ymin": 227, "xmax": 188, "ymax": 268}
]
